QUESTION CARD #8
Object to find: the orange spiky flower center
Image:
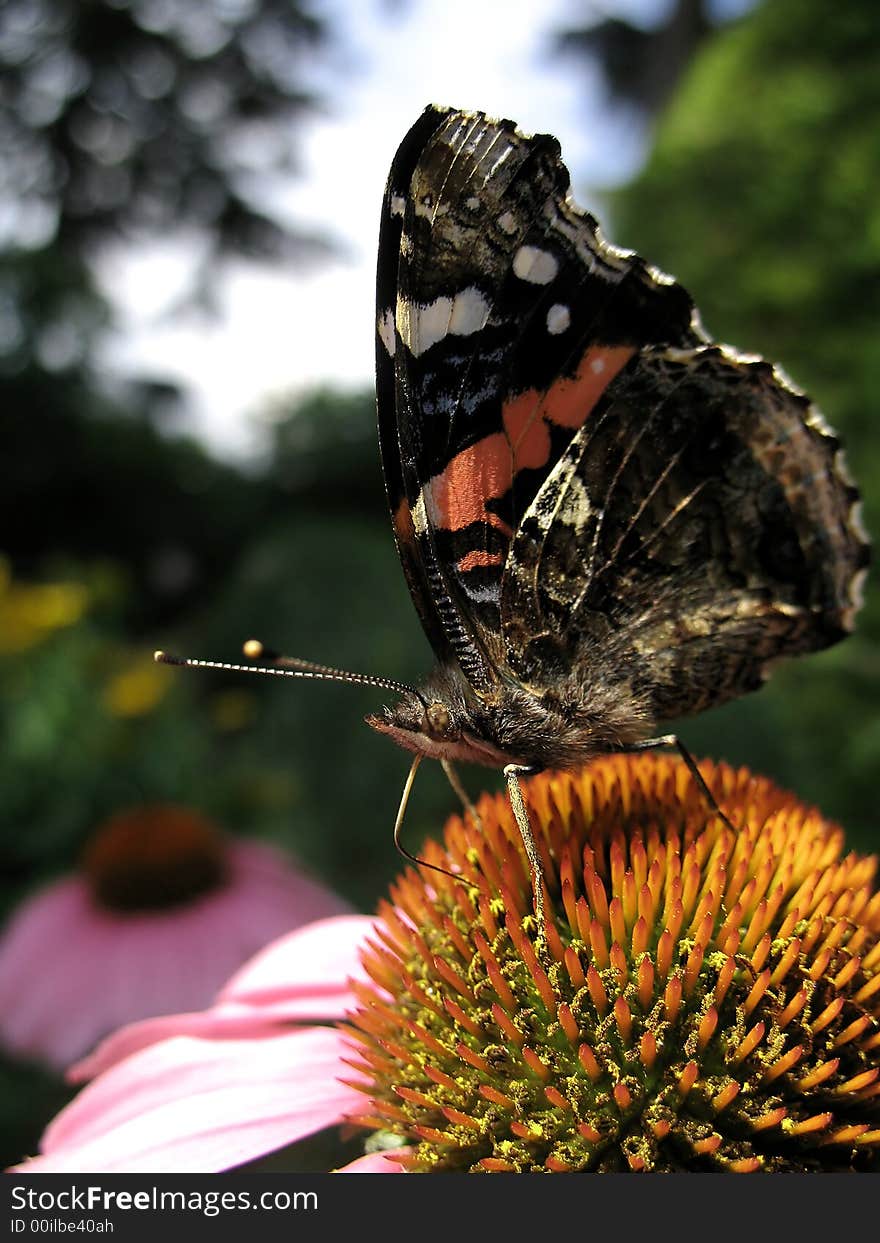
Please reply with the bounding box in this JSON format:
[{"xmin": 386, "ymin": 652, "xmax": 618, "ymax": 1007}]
[{"xmin": 343, "ymin": 754, "xmax": 880, "ymax": 1172}]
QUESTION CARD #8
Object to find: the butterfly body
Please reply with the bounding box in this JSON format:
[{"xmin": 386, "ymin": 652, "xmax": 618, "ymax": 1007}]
[
  {"xmin": 369, "ymin": 106, "xmax": 868, "ymax": 789},
  {"xmin": 367, "ymin": 654, "xmax": 654, "ymax": 771}
]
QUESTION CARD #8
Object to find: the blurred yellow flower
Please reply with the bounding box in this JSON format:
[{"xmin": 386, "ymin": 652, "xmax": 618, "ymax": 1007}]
[
  {"xmin": 102, "ymin": 656, "xmax": 173, "ymax": 718},
  {"xmin": 0, "ymin": 559, "xmax": 89, "ymax": 653}
]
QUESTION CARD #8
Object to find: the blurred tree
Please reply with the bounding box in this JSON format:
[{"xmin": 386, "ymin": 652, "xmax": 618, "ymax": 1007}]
[
  {"xmin": 0, "ymin": 0, "xmax": 343, "ymax": 625},
  {"xmin": 262, "ymin": 386, "xmax": 385, "ymax": 516},
  {"xmin": 0, "ymin": 4, "xmax": 397, "ymax": 1164},
  {"xmin": 1, "ymin": 0, "xmax": 331, "ymax": 265},
  {"xmin": 556, "ymin": 0, "xmax": 748, "ymax": 126},
  {"xmin": 1, "ymin": 364, "xmax": 270, "ymax": 629},
  {"xmin": 603, "ymin": 0, "xmax": 880, "ymax": 846}
]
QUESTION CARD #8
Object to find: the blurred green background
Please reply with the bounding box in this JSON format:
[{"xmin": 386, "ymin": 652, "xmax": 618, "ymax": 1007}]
[{"xmin": 1, "ymin": 0, "xmax": 877, "ymax": 1166}]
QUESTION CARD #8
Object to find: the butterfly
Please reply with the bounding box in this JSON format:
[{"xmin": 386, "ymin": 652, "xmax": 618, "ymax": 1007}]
[
  {"xmin": 159, "ymin": 106, "xmax": 868, "ymax": 933},
  {"xmin": 366, "ymin": 105, "xmax": 868, "ymax": 921}
]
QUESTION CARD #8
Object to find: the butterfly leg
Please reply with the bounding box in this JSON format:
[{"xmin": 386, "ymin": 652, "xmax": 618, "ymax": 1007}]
[
  {"xmin": 619, "ymin": 735, "xmax": 736, "ymax": 835},
  {"xmin": 440, "ymin": 759, "xmax": 484, "ymax": 833},
  {"xmin": 504, "ymin": 764, "xmax": 546, "ymax": 939}
]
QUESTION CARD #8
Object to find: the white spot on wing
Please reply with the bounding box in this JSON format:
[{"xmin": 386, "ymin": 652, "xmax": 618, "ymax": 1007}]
[
  {"xmin": 414, "ymin": 195, "xmax": 434, "ymax": 218},
  {"xmin": 412, "ymin": 492, "xmax": 430, "ymax": 536},
  {"xmin": 590, "ymin": 355, "xmax": 607, "ymax": 374},
  {"xmin": 377, "ymin": 308, "xmax": 396, "ymax": 357},
  {"xmin": 390, "ymin": 195, "xmax": 405, "ymax": 218},
  {"xmin": 497, "ymin": 211, "xmax": 517, "ymax": 235},
  {"xmin": 448, "ymin": 286, "xmax": 489, "ymax": 337},
  {"xmin": 546, "ymin": 304, "xmax": 570, "ymax": 335},
  {"xmin": 513, "ymin": 245, "xmax": 558, "ymax": 285},
  {"xmin": 397, "ymin": 287, "xmax": 490, "ymax": 357},
  {"xmin": 456, "ymin": 579, "xmax": 499, "ymax": 605}
]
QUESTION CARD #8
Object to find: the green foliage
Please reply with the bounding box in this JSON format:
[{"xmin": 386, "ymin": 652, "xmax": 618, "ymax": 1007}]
[
  {"xmin": 0, "ymin": 1053, "xmax": 74, "ymax": 1171},
  {"xmin": 263, "ymin": 387, "xmax": 386, "ymax": 516},
  {"xmin": 174, "ymin": 509, "xmax": 469, "ymax": 908},
  {"xmin": 609, "ymin": 0, "xmax": 880, "ymax": 847},
  {"xmin": 0, "ymin": 482, "xmax": 466, "ymax": 920},
  {"xmin": 0, "ymin": 592, "xmax": 213, "ymax": 916},
  {"xmin": 1, "ymin": 365, "xmax": 271, "ymax": 630}
]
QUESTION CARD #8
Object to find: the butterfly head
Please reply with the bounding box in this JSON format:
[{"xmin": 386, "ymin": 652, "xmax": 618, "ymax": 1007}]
[{"xmin": 366, "ymin": 666, "xmax": 514, "ymax": 768}]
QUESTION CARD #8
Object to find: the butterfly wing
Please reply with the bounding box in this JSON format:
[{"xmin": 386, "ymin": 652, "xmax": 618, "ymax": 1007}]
[
  {"xmin": 376, "ymin": 106, "xmax": 706, "ymax": 691},
  {"xmin": 377, "ymin": 106, "xmax": 868, "ymax": 718},
  {"xmin": 499, "ymin": 342, "xmax": 868, "ymax": 718}
]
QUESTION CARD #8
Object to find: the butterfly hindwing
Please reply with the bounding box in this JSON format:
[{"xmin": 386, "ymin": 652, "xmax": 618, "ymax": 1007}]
[{"xmin": 500, "ymin": 344, "xmax": 866, "ymax": 718}]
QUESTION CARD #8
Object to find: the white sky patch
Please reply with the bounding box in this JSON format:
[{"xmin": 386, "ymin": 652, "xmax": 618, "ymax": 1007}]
[{"xmin": 513, "ymin": 245, "xmax": 559, "ymax": 285}]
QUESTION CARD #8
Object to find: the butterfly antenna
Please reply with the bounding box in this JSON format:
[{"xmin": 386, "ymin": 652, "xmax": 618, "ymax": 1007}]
[
  {"xmin": 241, "ymin": 639, "xmax": 430, "ymax": 705},
  {"xmin": 154, "ymin": 649, "xmax": 422, "ymax": 701},
  {"xmin": 243, "ymin": 639, "xmax": 379, "ymax": 681}
]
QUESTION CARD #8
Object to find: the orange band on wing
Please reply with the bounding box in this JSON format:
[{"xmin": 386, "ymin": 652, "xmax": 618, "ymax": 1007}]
[
  {"xmin": 427, "ymin": 432, "xmax": 515, "ymax": 535},
  {"xmin": 456, "ymin": 548, "xmax": 505, "ymax": 574},
  {"xmin": 393, "ymin": 497, "xmax": 416, "ymax": 547},
  {"xmin": 425, "ymin": 344, "xmax": 636, "ymax": 534},
  {"xmin": 502, "ymin": 345, "xmax": 637, "ymax": 451}
]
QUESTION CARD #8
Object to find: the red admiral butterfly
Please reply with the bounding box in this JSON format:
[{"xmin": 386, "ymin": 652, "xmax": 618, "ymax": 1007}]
[{"xmin": 159, "ymin": 106, "xmax": 868, "ymax": 934}]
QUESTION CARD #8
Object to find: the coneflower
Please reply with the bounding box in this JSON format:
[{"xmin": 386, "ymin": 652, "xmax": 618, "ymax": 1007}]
[
  {"xmin": 346, "ymin": 755, "xmax": 880, "ymax": 1171},
  {"xmin": 12, "ymin": 756, "xmax": 879, "ymax": 1173}
]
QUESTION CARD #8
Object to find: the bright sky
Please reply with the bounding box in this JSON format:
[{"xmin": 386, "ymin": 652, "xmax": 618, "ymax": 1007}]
[{"xmin": 96, "ymin": 0, "xmax": 653, "ymax": 459}]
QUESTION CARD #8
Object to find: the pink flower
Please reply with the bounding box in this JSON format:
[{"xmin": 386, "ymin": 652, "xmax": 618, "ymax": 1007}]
[
  {"xmin": 0, "ymin": 806, "xmax": 351, "ymax": 1070},
  {"xmin": 17, "ymin": 757, "xmax": 879, "ymax": 1174},
  {"xmin": 12, "ymin": 915, "xmax": 407, "ymax": 1173}
]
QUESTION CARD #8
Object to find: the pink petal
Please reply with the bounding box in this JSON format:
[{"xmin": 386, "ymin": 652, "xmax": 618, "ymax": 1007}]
[
  {"xmin": 0, "ymin": 842, "xmax": 350, "ymax": 1070},
  {"xmin": 71, "ymin": 914, "xmax": 378, "ymax": 1082},
  {"xmin": 69, "ymin": 1007, "xmax": 284, "ymax": 1084},
  {"xmin": 336, "ymin": 1149, "xmax": 409, "ymax": 1172},
  {"xmin": 15, "ymin": 1027, "xmax": 363, "ymax": 1173},
  {"xmin": 218, "ymin": 914, "xmax": 378, "ymax": 1007}
]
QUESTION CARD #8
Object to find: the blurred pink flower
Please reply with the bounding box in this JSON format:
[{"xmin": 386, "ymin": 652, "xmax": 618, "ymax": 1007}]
[
  {"xmin": 0, "ymin": 806, "xmax": 351, "ymax": 1070},
  {"xmin": 12, "ymin": 915, "xmax": 408, "ymax": 1173}
]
